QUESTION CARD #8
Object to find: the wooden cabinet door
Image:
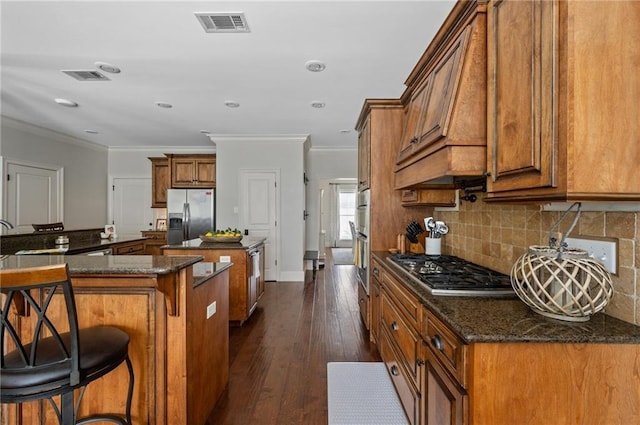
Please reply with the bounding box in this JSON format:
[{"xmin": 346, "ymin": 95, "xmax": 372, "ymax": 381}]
[
  {"xmin": 370, "ymin": 265, "xmax": 382, "ymax": 344},
  {"xmin": 416, "ymin": 27, "xmax": 469, "ymax": 150},
  {"xmin": 397, "ymin": 76, "xmax": 433, "ymax": 164},
  {"xmin": 423, "ymin": 345, "xmax": 467, "ymax": 425},
  {"xmin": 171, "ymin": 156, "xmax": 216, "ymax": 188},
  {"xmin": 357, "ymin": 116, "xmax": 371, "ymax": 191},
  {"xmin": 487, "ymin": 0, "xmax": 556, "ymax": 193},
  {"xmin": 149, "ymin": 157, "xmax": 169, "ymax": 207}
]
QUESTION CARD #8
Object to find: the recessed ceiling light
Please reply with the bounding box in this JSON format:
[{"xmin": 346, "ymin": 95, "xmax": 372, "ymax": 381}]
[
  {"xmin": 311, "ymin": 101, "xmax": 326, "ymax": 108},
  {"xmin": 84, "ymin": 129, "xmax": 99, "ymax": 134},
  {"xmin": 94, "ymin": 61, "xmax": 121, "ymax": 74},
  {"xmin": 224, "ymin": 100, "xmax": 240, "ymax": 108},
  {"xmin": 305, "ymin": 60, "xmax": 326, "ymax": 72},
  {"xmin": 200, "ymin": 130, "xmax": 211, "ymax": 134},
  {"xmin": 339, "ymin": 129, "xmax": 351, "ymax": 134},
  {"xmin": 155, "ymin": 101, "xmax": 173, "ymax": 108},
  {"xmin": 54, "ymin": 98, "xmax": 78, "ymax": 107}
]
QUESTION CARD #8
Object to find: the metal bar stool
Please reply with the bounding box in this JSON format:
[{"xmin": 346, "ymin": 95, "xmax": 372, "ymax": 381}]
[{"xmin": 1, "ymin": 264, "xmax": 134, "ymax": 424}]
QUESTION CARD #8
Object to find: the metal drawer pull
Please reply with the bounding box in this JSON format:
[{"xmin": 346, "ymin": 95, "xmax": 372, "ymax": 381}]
[
  {"xmin": 430, "ymin": 335, "xmax": 444, "ymax": 352},
  {"xmin": 359, "ymin": 298, "xmax": 365, "ymax": 304},
  {"xmin": 373, "ymin": 267, "xmax": 379, "ymax": 276},
  {"xmin": 390, "ymin": 365, "xmax": 400, "ymax": 376},
  {"xmin": 391, "ymin": 322, "xmax": 399, "ymax": 331}
]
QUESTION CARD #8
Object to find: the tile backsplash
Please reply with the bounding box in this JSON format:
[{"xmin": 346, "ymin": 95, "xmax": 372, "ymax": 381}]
[{"xmin": 438, "ymin": 194, "xmax": 639, "ymax": 325}]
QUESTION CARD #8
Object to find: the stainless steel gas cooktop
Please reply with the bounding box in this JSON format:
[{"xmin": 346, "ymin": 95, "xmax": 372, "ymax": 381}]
[{"xmin": 387, "ymin": 253, "xmax": 515, "ymax": 297}]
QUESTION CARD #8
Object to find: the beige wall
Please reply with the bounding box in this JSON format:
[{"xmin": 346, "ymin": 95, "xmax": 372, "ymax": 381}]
[{"xmin": 438, "ymin": 194, "xmax": 639, "ymax": 325}]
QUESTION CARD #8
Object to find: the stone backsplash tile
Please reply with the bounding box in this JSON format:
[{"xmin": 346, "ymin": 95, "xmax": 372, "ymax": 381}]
[{"xmin": 440, "ymin": 194, "xmax": 639, "ymax": 325}]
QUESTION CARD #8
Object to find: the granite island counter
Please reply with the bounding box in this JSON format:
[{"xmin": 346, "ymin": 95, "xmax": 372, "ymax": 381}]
[
  {"xmin": 163, "ymin": 237, "xmax": 266, "ymax": 324},
  {"xmin": 0, "ymin": 255, "xmax": 232, "ymax": 425},
  {"xmin": 370, "ymin": 251, "xmax": 640, "ymax": 425}
]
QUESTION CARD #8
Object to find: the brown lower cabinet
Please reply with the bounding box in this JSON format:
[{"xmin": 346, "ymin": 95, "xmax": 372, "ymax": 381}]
[
  {"xmin": 141, "ymin": 230, "xmax": 167, "ymax": 255},
  {"xmin": 371, "ymin": 256, "xmax": 640, "ymax": 425},
  {"xmin": 110, "ymin": 239, "xmax": 145, "ymax": 255}
]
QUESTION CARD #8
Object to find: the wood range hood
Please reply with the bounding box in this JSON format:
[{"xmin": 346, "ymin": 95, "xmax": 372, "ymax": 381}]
[{"xmin": 393, "ymin": 0, "xmax": 488, "ymax": 190}]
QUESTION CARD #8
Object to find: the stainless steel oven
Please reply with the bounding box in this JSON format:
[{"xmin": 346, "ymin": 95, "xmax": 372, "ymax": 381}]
[{"xmin": 355, "ymin": 189, "xmax": 370, "ymax": 294}]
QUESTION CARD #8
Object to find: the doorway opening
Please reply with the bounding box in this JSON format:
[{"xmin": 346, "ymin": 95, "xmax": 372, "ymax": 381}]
[{"xmin": 330, "ymin": 183, "xmax": 356, "ymax": 248}]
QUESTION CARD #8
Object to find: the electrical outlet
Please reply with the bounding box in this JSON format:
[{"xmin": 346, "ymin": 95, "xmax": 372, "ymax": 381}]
[
  {"xmin": 564, "ymin": 237, "xmax": 617, "ymax": 274},
  {"xmin": 219, "ymin": 255, "xmax": 231, "ymax": 263},
  {"xmin": 206, "ymin": 301, "xmax": 217, "ymax": 319}
]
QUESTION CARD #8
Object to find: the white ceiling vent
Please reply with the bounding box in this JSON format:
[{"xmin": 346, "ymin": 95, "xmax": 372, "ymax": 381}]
[
  {"xmin": 61, "ymin": 70, "xmax": 110, "ymax": 81},
  {"xmin": 195, "ymin": 12, "xmax": 250, "ymax": 33}
]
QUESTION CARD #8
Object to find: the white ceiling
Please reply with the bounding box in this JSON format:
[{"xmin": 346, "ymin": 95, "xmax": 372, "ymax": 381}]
[{"xmin": 1, "ymin": 0, "xmax": 456, "ymax": 149}]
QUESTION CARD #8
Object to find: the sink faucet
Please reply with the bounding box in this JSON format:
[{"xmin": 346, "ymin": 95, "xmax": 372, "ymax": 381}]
[{"xmin": 0, "ymin": 219, "xmax": 14, "ymax": 233}]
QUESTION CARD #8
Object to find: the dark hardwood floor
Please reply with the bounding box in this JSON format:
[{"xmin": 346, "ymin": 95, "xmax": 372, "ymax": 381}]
[{"xmin": 207, "ymin": 249, "xmax": 381, "ymax": 424}]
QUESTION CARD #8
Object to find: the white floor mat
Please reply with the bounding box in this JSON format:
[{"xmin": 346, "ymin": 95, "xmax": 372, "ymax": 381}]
[{"xmin": 327, "ymin": 362, "xmax": 409, "ymax": 425}]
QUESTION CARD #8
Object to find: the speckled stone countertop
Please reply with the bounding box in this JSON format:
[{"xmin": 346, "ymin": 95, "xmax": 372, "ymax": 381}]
[
  {"xmin": 0, "ymin": 228, "xmax": 148, "ymax": 255},
  {"xmin": 0, "ymin": 254, "xmax": 203, "ymax": 276},
  {"xmin": 373, "ymin": 251, "xmax": 640, "ymax": 344},
  {"xmin": 162, "ymin": 237, "xmax": 266, "ymax": 251}
]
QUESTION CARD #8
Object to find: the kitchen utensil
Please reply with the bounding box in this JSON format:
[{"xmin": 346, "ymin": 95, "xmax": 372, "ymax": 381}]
[
  {"xmin": 405, "ymin": 221, "xmax": 424, "ymax": 244},
  {"xmin": 424, "ymin": 217, "xmax": 435, "ymax": 238},
  {"xmin": 434, "ymin": 221, "xmax": 448, "ymax": 238}
]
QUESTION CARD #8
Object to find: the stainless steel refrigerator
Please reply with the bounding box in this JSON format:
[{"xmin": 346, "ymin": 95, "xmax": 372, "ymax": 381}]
[{"xmin": 167, "ymin": 188, "xmax": 215, "ymax": 244}]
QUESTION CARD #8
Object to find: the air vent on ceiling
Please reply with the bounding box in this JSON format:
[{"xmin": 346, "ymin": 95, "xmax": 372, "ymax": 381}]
[
  {"xmin": 194, "ymin": 12, "xmax": 250, "ymax": 33},
  {"xmin": 61, "ymin": 70, "xmax": 110, "ymax": 81}
]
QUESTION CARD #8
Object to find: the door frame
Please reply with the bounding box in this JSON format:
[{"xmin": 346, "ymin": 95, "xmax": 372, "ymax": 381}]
[{"xmin": 2, "ymin": 156, "xmax": 64, "ymax": 227}]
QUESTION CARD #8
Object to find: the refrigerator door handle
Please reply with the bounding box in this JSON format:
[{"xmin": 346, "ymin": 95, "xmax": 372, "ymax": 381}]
[{"xmin": 183, "ymin": 202, "xmax": 190, "ymax": 241}]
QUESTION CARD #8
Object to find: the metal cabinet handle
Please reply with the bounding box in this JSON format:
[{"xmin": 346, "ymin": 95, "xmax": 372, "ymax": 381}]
[
  {"xmin": 359, "ymin": 298, "xmax": 365, "ymax": 304},
  {"xmin": 391, "ymin": 322, "xmax": 399, "ymax": 331},
  {"xmin": 390, "ymin": 365, "xmax": 400, "ymax": 376},
  {"xmin": 373, "ymin": 267, "xmax": 379, "ymax": 277},
  {"xmin": 416, "ymin": 359, "xmax": 425, "ymax": 366},
  {"xmin": 430, "ymin": 335, "xmax": 444, "ymax": 352}
]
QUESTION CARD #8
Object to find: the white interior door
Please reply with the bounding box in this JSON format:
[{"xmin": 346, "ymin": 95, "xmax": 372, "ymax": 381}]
[
  {"xmin": 112, "ymin": 178, "xmax": 153, "ymax": 237},
  {"xmin": 239, "ymin": 170, "xmax": 278, "ymax": 281},
  {"xmin": 4, "ymin": 160, "xmax": 63, "ymax": 233}
]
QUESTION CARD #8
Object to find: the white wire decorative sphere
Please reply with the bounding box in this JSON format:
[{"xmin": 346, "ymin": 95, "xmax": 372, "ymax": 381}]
[{"xmin": 510, "ymin": 246, "xmax": 613, "ymax": 322}]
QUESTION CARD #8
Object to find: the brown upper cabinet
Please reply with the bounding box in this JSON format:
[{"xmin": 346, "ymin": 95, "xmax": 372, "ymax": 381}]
[
  {"xmin": 394, "ymin": 1, "xmax": 488, "ymax": 189},
  {"xmin": 486, "ymin": 0, "xmax": 640, "ymax": 202},
  {"xmin": 168, "ymin": 154, "xmax": 216, "ymax": 188},
  {"xmin": 149, "ymin": 157, "xmax": 170, "ymax": 208}
]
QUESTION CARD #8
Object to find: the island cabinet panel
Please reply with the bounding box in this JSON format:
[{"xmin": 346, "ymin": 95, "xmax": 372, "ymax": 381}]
[
  {"xmin": 2, "ymin": 266, "xmax": 230, "ymax": 425},
  {"xmin": 163, "ymin": 246, "xmax": 264, "ymax": 324},
  {"xmin": 486, "ymin": 0, "xmax": 640, "ymax": 201},
  {"xmin": 111, "ymin": 239, "xmax": 145, "ymax": 255}
]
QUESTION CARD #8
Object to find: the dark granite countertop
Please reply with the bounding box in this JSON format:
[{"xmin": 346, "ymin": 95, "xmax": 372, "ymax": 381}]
[
  {"xmin": 162, "ymin": 237, "xmax": 266, "ymax": 251},
  {"xmin": 1, "ymin": 228, "xmax": 148, "ymax": 255},
  {"xmin": 372, "ymin": 251, "xmax": 640, "ymax": 344},
  {"xmin": 0, "ymin": 254, "xmax": 203, "ymax": 275}
]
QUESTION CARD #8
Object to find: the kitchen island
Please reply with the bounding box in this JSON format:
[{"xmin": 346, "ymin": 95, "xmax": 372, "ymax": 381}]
[
  {"xmin": 370, "ymin": 251, "xmax": 640, "ymax": 425},
  {"xmin": 0, "ymin": 255, "xmax": 232, "ymax": 425},
  {"xmin": 163, "ymin": 237, "xmax": 265, "ymax": 324}
]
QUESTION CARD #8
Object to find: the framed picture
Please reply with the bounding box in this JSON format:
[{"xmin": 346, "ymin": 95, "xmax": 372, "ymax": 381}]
[
  {"xmin": 156, "ymin": 219, "xmax": 167, "ymax": 231},
  {"xmin": 104, "ymin": 225, "xmax": 116, "ymax": 235}
]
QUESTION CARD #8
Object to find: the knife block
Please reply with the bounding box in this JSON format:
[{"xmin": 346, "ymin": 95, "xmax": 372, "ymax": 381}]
[{"xmin": 408, "ymin": 242, "xmax": 424, "ymax": 254}]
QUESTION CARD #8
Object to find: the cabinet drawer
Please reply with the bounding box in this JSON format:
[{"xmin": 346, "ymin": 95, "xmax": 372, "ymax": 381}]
[
  {"xmin": 379, "ymin": 326, "xmax": 418, "ymax": 425},
  {"xmin": 381, "ymin": 268, "xmax": 421, "ymax": 329},
  {"xmin": 381, "ymin": 290, "xmax": 421, "ymax": 386},
  {"xmin": 423, "ymin": 309, "xmax": 468, "ymax": 387},
  {"xmin": 112, "ymin": 241, "xmax": 145, "ymax": 255}
]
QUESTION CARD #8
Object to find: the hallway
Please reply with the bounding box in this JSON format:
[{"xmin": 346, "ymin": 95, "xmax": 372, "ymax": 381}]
[{"xmin": 207, "ymin": 249, "xmax": 380, "ymax": 424}]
